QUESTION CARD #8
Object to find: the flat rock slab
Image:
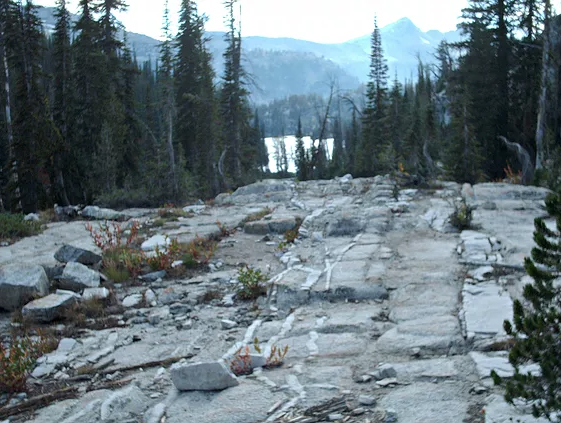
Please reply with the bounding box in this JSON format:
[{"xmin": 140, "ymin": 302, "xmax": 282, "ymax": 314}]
[
  {"xmin": 0, "ymin": 221, "xmax": 99, "ymax": 267},
  {"xmin": 377, "ymin": 315, "xmax": 463, "ymax": 355},
  {"xmin": 0, "ymin": 264, "xmax": 49, "ymax": 311},
  {"xmin": 462, "ymin": 282, "xmax": 513, "ymax": 339},
  {"xmin": 472, "ymin": 183, "xmax": 550, "ymax": 202},
  {"xmin": 171, "ymin": 361, "xmax": 239, "ymax": 391},
  {"xmin": 391, "ymin": 358, "xmax": 462, "ymax": 381},
  {"xmin": 166, "ymin": 380, "xmax": 285, "ymax": 423},
  {"xmin": 469, "ymin": 352, "xmax": 540, "ymax": 379},
  {"xmin": 54, "ymin": 244, "xmax": 102, "ymax": 265},
  {"xmin": 484, "ymin": 394, "xmax": 550, "ymax": 423},
  {"xmin": 22, "ymin": 292, "xmax": 77, "ymax": 322},
  {"xmin": 60, "ymin": 262, "xmax": 100, "ymax": 292},
  {"xmin": 378, "ymin": 382, "xmax": 469, "ymax": 423}
]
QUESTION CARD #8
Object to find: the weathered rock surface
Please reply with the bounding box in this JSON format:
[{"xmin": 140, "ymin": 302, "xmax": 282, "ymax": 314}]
[
  {"xmin": 22, "ymin": 292, "xmax": 77, "ymax": 322},
  {"xmin": 0, "ymin": 178, "xmax": 551, "ymax": 423},
  {"xmin": 170, "ymin": 361, "xmax": 239, "ymax": 391},
  {"xmin": 54, "ymin": 244, "xmax": 102, "ymax": 265},
  {"xmin": 0, "ymin": 264, "xmax": 49, "ymax": 310},
  {"xmin": 59, "ymin": 262, "xmax": 100, "ymax": 291}
]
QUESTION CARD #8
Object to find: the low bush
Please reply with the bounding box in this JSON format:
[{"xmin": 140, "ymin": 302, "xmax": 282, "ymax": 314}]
[
  {"xmin": 0, "ymin": 213, "xmax": 42, "ymax": 242},
  {"xmin": 449, "ymin": 199, "xmax": 473, "ymax": 230},
  {"xmin": 0, "ymin": 333, "xmax": 57, "ymax": 393},
  {"xmin": 181, "ymin": 237, "xmax": 217, "ymax": 268},
  {"xmin": 236, "ymin": 266, "xmax": 268, "ymax": 300},
  {"xmin": 147, "ymin": 238, "xmax": 182, "ymax": 271}
]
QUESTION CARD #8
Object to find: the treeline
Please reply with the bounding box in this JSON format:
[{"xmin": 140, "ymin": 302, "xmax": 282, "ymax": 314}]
[
  {"xmin": 0, "ymin": 0, "xmax": 268, "ymax": 213},
  {"xmin": 291, "ymin": 1, "xmax": 561, "ymax": 187}
]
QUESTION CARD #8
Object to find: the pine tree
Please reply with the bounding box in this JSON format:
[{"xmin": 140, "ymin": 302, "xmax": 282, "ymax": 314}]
[
  {"xmin": 493, "ymin": 193, "xmax": 561, "ymax": 419},
  {"xmin": 52, "ymin": 0, "xmax": 71, "ymax": 205},
  {"xmin": 220, "ymin": 0, "xmax": 253, "ymax": 185},
  {"xmin": 8, "ymin": 1, "xmax": 56, "ymax": 212},
  {"xmin": 0, "ymin": 0, "xmax": 16, "ymax": 210},
  {"xmin": 294, "ymin": 117, "xmax": 309, "ymax": 181},
  {"xmin": 358, "ymin": 16, "xmax": 389, "ymax": 176},
  {"xmin": 330, "ymin": 116, "xmax": 345, "ymax": 177},
  {"xmin": 175, "ymin": 0, "xmax": 219, "ymax": 197},
  {"xmin": 159, "ymin": 0, "xmax": 178, "ymax": 198},
  {"xmin": 457, "ymin": 0, "xmax": 516, "ymax": 179},
  {"xmin": 71, "ymin": 0, "xmax": 104, "ymax": 200}
]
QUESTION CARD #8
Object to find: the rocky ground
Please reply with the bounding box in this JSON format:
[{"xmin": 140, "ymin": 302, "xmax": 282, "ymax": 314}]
[{"xmin": 0, "ymin": 175, "xmax": 554, "ymax": 423}]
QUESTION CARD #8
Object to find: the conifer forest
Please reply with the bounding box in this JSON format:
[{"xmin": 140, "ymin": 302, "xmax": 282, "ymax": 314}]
[{"xmin": 0, "ymin": 0, "xmax": 560, "ymax": 213}]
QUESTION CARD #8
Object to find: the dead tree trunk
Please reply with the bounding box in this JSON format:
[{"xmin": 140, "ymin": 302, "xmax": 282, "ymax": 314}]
[
  {"xmin": 1, "ymin": 33, "xmax": 21, "ymax": 212},
  {"xmin": 535, "ymin": 0, "xmax": 552, "ymax": 170},
  {"xmin": 499, "ymin": 136, "xmax": 534, "ymax": 184}
]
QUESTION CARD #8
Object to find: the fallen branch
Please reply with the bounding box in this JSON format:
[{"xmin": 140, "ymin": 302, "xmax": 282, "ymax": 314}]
[
  {"xmin": 0, "ymin": 387, "xmax": 79, "ymax": 419},
  {"xmin": 86, "ymin": 377, "xmax": 134, "ymax": 393}
]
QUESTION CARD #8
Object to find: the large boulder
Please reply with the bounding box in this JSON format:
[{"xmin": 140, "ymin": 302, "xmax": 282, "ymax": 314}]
[
  {"xmin": 170, "ymin": 361, "xmax": 239, "ymax": 391},
  {"xmin": 81, "ymin": 206, "xmax": 124, "ymax": 221},
  {"xmin": 22, "ymin": 292, "xmax": 78, "ymax": 322},
  {"xmin": 54, "ymin": 244, "xmax": 102, "ymax": 266},
  {"xmin": 59, "ymin": 262, "xmax": 100, "ymax": 292},
  {"xmin": 0, "ymin": 264, "xmax": 49, "ymax": 311}
]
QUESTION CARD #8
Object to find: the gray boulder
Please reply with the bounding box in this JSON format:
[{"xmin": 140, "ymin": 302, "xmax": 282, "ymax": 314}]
[
  {"xmin": 54, "ymin": 244, "xmax": 102, "ymax": 266},
  {"xmin": 171, "ymin": 361, "xmax": 239, "ymax": 391},
  {"xmin": 59, "ymin": 262, "xmax": 100, "ymax": 292},
  {"xmin": 22, "ymin": 292, "xmax": 77, "ymax": 322},
  {"xmin": 81, "ymin": 205, "xmax": 124, "ymax": 221},
  {"xmin": 0, "ymin": 264, "xmax": 49, "ymax": 311},
  {"xmin": 82, "ymin": 287, "xmax": 110, "ymax": 301}
]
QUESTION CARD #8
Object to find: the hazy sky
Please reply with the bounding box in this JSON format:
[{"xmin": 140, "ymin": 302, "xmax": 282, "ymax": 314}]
[{"xmin": 33, "ymin": 0, "xmax": 473, "ymax": 43}]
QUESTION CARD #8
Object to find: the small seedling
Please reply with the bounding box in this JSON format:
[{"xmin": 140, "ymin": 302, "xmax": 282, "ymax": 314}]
[{"xmin": 236, "ymin": 266, "xmax": 268, "ymax": 300}]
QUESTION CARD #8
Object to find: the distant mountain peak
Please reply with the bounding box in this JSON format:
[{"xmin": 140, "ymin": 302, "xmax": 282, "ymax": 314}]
[{"xmin": 382, "ymin": 17, "xmax": 421, "ymax": 34}]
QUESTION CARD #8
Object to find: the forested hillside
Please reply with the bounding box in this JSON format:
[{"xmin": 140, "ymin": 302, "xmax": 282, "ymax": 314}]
[{"xmin": 0, "ymin": 0, "xmax": 560, "ymax": 214}]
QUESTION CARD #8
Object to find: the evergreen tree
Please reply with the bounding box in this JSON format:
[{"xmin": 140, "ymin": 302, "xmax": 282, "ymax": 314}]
[
  {"xmin": 493, "ymin": 193, "xmax": 561, "ymax": 419},
  {"xmin": 457, "ymin": 0, "xmax": 516, "ymax": 179},
  {"xmin": 175, "ymin": 0, "xmax": 218, "ymax": 197},
  {"xmin": 220, "ymin": 0, "xmax": 253, "ymax": 186},
  {"xmin": 330, "ymin": 116, "xmax": 345, "ymax": 176},
  {"xmin": 52, "ymin": 0, "xmax": 71, "ymax": 205},
  {"xmin": 8, "ymin": 1, "xmax": 56, "ymax": 212},
  {"xmin": 0, "ymin": 0, "xmax": 16, "ymax": 210},
  {"xmin": 159, "ymin": 0, "xmax": 178, "ymax": 198},
  {"xmin": 357, "ymin": 16, "xmax": 389, "ymax": 176},
  {"xmin": 71, "ymin": 0, "xmax": 104, "ymax": 200},
  {"xmin": 294, "ymin": 117, "xmax": 309, "ymax": 181}
]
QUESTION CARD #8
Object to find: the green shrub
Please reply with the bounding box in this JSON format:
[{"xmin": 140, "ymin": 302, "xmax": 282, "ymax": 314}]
[
  {"xmin": 449, "ymin": 199, "xmax": 473, "ymax": 230},
  {"xmin": 0, "ymin": 213, "xmax": 42, "ymax": 242},
  {"xmin": 236, "ymin": 266, "xmax": 268, "ymax": 300}
]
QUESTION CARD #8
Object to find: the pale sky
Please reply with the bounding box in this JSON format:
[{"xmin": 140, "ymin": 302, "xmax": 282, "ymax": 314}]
[{"xmin": 34, "ymin": 0, "xmax": 472, "ymax": 43}]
